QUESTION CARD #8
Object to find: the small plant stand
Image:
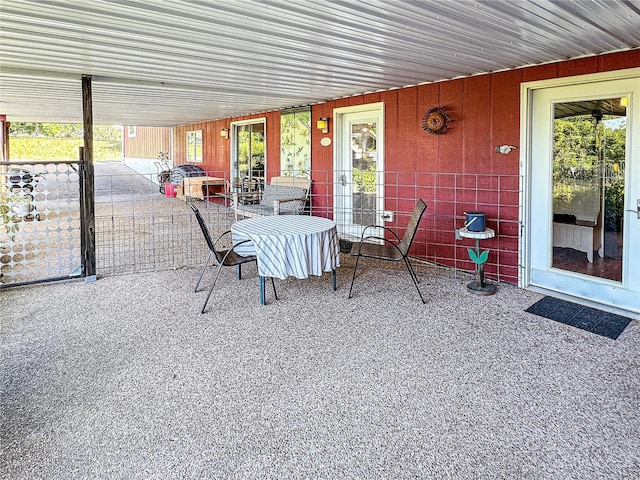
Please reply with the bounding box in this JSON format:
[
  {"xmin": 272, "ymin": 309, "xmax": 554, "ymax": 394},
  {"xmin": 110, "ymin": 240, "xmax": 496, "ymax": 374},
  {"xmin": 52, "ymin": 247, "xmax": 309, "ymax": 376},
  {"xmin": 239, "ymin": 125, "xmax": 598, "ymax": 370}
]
[{"xmin": 459, "ymin": 227, "xmax": 496, "ymax": 295}]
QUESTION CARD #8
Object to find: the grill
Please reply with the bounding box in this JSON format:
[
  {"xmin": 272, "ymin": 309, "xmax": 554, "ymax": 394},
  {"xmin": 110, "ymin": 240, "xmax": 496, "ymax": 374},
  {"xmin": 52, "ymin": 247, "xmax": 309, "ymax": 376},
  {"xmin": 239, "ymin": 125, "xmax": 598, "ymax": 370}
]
[{"xmin": 169, "ymin": 165, "xmax": 205, "ymax": 185}]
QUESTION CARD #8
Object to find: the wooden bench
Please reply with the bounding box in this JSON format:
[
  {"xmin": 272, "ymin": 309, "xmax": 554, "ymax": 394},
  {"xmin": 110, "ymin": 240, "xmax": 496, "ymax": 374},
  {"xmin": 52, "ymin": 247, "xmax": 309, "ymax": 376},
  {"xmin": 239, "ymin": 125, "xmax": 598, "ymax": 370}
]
[
  {"xmin": 233, "ymin": 176, "xmax": 311, "ymax": 220},
  {"xmin": 553, "ymin": 187, "xmax": 603, "ymax": 262}
]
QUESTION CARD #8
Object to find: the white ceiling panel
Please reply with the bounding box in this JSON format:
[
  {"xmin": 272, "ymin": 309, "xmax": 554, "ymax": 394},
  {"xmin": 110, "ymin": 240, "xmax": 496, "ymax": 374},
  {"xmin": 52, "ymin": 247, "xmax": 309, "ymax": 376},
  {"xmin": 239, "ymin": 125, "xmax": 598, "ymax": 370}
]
[{"xmin": 1, "ymin": 0, "xmax": 639, "ymax": 126}]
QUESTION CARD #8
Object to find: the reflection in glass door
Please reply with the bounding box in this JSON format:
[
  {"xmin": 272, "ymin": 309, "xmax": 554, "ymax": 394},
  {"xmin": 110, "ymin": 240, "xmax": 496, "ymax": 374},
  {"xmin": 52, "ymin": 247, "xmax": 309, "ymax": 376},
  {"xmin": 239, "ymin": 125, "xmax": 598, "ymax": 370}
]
[{"xmin": 551, "ymin": 98, "xmax": 626, "ymax": 282}]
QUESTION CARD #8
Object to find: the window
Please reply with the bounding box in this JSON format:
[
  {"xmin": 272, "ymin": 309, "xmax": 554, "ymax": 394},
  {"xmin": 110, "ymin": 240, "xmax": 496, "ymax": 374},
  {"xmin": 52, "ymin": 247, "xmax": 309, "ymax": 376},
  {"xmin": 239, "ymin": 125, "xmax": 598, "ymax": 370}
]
[{"xmin": 186, "ymin": 130, "xmax": 203, "ymax": 163}]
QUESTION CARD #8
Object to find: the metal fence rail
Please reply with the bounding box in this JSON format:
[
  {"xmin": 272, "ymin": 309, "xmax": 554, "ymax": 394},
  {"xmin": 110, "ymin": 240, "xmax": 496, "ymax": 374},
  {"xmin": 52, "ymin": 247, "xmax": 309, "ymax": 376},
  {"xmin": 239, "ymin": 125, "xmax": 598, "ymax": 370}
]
[
  {"xmin": 1, "ymin": 161, "xmax": 522, "ymax": 286},
  {"xmin": 95, "ymin": 210, "xmax": 232, "ymax": 276},
  {"xmin": 91, "ymin": 163, "xmax": 521, "ymax": 286},
  {"xmin": 93, "ymin": 163, "xmax": 235, "ymax": 277}
]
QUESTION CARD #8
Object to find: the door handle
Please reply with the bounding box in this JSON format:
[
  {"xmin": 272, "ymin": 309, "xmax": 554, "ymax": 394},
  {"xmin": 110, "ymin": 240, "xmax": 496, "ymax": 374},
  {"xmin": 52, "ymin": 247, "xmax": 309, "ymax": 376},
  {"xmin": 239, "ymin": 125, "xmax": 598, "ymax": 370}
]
[
  {"xmin": 628, "ymin": 199, "xmax": 640, "ymax": 219},
  {"xmin": 624, "ymin": 200, "xmax": 640, "ymax": 219},
  {"xmin": 340, "ymin": 174, "xmax": 347, "ymax": 187}
]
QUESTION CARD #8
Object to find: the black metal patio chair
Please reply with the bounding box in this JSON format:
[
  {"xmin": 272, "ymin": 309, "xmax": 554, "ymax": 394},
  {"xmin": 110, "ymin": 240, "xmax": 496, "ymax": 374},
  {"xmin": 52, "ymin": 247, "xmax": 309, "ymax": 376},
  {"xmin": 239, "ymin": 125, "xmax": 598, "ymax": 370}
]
[
  {"xmin": 348, "ymin": 199, "xmax": 428, "ymax": 303},
  {"xmin": 189, "ymin": 203, "xmax": 277, "ymax": 313}
]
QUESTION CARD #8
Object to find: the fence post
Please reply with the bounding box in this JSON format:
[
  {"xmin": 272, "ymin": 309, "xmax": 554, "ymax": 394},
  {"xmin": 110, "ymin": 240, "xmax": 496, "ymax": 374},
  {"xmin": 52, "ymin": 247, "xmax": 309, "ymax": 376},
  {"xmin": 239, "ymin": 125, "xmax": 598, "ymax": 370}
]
[{"xmin": 81, "ymin": 75, "xmax": 96, "ymax": 281}]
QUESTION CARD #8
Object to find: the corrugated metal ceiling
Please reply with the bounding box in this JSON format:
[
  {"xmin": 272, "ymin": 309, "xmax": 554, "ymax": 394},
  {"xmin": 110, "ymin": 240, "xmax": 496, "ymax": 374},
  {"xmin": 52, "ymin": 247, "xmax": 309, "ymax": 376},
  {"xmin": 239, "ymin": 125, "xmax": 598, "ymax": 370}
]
[{"xmin": 1, "ymin": 0, "xmax": 639, "ymax": 126}]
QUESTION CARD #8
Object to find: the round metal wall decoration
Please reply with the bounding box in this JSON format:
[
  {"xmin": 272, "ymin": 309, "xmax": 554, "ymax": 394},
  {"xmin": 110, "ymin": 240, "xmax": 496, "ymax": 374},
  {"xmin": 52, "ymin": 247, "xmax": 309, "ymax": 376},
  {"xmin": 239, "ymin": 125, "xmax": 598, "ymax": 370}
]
[{"xmin": 421, "ymin": 106, "xmax": 451, "ymax": 135}]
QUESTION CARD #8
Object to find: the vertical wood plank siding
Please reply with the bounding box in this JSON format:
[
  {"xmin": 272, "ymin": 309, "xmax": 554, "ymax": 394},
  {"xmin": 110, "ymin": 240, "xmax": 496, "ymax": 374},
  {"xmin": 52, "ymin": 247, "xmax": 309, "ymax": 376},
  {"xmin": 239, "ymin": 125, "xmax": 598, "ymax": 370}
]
[
  {"xmin": 171, "ymin": 111, "xmax": 281, "ymax": 177},
  {"xmin": 123, "ymin": 126, "xmax": 171, "ymax": 159},
  {"xmin": 126, "ymin": 50, "xmax": 639, "ymax": 284}
]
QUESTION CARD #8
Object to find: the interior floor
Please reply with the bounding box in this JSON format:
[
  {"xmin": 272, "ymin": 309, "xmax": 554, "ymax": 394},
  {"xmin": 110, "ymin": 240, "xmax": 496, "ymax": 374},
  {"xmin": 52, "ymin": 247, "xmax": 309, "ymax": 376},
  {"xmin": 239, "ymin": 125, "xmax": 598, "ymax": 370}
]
[{"xmin": 552, "ymin": 230, "xmax": 623, "ymax": 282}]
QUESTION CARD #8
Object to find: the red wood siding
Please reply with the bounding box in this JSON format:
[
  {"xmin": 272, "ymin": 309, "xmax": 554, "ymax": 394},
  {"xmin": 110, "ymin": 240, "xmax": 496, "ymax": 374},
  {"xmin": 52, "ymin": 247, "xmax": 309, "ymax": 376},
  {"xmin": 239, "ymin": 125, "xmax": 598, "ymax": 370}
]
[
  {"xmin": 123, "ymin": 126, "xmax": 170, "ymax": 159},
  {"xmin": 171, "ymin": 111, "xmax": 281, "ymax": 177},
  {"xmin": 132, "ymin": 50, "xmax": 639, "ymax": 284},
  {"xmin": 306, "ymin": 50, "xmax": 639, "ymax": 284}
]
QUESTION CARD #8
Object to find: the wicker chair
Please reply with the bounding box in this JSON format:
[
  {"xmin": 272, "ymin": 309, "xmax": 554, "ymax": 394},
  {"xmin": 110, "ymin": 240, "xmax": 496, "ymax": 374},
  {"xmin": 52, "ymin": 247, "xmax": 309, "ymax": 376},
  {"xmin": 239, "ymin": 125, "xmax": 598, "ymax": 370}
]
[
  {"xmin": 189, "ymin": 203, "xmax": 277, "ymax": 312},
  {"xmin": 348, "ymin": 199, "xmax": 428, "ymax": 303}
]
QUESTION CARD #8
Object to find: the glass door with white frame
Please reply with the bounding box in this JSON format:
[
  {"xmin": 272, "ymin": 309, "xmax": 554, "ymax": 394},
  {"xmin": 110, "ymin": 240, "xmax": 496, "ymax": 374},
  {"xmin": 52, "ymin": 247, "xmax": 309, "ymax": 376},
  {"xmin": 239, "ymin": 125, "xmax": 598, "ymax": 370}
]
[
  {"xmin": 334, "ymin": 105, "xmax": 384, "ymax": 239},
  {"xmin": 529, "ymin": 76, "xmax": 639, "ymax": 314},
  {"xmin": 231, "ymin": 119, "xmax": 266, "ymax": 200}
]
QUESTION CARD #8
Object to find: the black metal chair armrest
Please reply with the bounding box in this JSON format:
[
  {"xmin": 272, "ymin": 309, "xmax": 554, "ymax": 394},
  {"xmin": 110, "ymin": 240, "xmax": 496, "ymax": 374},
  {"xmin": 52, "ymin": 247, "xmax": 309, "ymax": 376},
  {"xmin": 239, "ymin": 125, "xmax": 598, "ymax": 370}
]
[
  {"xmin": 360, "ymin": 224, "xmax": 402, "ymax": 243},
  {"xmin": 353, "ymin": 235, "xmax": 404, "ymax": 257}
]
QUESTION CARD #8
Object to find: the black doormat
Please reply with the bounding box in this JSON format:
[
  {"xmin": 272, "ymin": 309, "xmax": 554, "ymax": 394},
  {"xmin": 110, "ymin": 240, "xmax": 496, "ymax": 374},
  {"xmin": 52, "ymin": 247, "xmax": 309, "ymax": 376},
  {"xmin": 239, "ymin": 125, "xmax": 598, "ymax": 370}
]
[{"xmin": 525, "ymin": 296, "xmax": 632, "ymax": 340}]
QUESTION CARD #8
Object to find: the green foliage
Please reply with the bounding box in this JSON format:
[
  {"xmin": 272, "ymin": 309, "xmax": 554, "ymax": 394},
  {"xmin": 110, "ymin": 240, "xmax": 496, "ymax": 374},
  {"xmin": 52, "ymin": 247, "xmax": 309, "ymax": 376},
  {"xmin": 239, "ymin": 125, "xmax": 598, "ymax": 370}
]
[
  {"xmin": 553, "ymin": 116, "xmax": 625, "ymax": 183},
  {"xmin": 552, "ymin": 180, "xmax": 597, "ymax": 213},
  {"xmin": 553, "ymin": 117, "xmax": 598, "ymax": 181},
  {"xmin": 8, "ymin": 123, "xmax": 122, "ymax": 161},
  {"xmin": 603, "ymin": 122, "xmax": 626, "ymax": 163},
  {"xmin": 236, "ymin": 128, "xmax": 265, "ymax": 176},
  {"xmin": 605, "ymin": 179, "xmax": 624, "ymax": 218},
  {"xmin": 10, "ymin": 122, "xmax": 122, "ymax": 141},
  {"xmin": 553, "ymin": 113, "xmax": 626, "ymax": 222},
  {"xmin": 0, "ymin": 193, "xmax": 10, "ymax": 231},
  {"xmin": 353, "ymin": 166, "xmax": 376, "ymax": 193},
  {"xmin": 9, "ymin": 137, "xmax": 121, "ymax": 161}
]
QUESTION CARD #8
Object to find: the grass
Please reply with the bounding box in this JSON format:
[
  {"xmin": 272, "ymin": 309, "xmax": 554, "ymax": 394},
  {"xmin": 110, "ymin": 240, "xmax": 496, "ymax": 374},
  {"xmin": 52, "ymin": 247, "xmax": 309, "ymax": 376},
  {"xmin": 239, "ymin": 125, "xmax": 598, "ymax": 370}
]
[{"xmin": 8, "ymin": 137, "xmax": 122, "ymax": 162}]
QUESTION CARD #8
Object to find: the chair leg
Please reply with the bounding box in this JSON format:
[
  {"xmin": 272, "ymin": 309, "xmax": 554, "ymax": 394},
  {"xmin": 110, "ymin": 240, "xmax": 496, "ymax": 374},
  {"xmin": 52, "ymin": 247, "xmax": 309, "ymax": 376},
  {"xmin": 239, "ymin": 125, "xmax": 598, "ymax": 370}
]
[
  {"xmin": 348, "ymin": 255, "xmax": 362, "ymax": 299},
  {"xmin": 237, "ymin": 264, "xmax": 242, "ymax": 280},
  {"xmin": 403, "ymin": 257, "xmax": 426, "ymax": 304},
  {"xmin": 271, "ymin": 277, "xmax": 278, "ymax": 301},
  {"xmin": 195, "ymin": 251, "xmax": 213, "ymax": 292},
  {"xmin": 201, "ymin": 262, "xmax": 225, "ymax": 314}
]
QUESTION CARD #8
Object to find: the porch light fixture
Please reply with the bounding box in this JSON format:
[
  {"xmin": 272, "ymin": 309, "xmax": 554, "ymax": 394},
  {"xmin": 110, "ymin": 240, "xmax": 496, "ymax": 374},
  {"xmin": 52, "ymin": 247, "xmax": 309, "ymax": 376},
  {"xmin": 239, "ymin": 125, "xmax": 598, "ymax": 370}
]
[
  {"xmin": 317, "ymin": 118, "xmax": 329, "ymax": 134},
  {"xmin": 620, "ymin": 97, "xmax": 628, "ymax": 107},
  {"xmin": 220, "ymin": 128, "xmax": 229, "ymax": 139}
]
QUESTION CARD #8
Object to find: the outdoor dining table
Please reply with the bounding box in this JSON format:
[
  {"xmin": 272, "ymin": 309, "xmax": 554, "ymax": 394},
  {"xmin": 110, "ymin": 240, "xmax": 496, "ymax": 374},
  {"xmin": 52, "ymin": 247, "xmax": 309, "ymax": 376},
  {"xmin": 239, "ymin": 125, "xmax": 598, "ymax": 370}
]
[{"xmin": 231, "ymin": 215, "xmax": 341, "ymax": 304}]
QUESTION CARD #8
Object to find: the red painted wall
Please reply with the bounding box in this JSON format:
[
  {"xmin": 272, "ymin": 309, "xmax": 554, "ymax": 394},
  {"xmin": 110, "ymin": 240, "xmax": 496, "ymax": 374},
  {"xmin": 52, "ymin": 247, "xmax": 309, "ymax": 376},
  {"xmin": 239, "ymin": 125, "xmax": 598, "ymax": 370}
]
[
  {"xmin": 172, "ymin": 111, "xmax": 282, "ymax": 178},
  {"xmin": 308, "ymin": 50, "xmax": 639, "ymax": 283},
  {"xmin": 130, "ymin": 50, "xmax": 639, "ymax": 284}
]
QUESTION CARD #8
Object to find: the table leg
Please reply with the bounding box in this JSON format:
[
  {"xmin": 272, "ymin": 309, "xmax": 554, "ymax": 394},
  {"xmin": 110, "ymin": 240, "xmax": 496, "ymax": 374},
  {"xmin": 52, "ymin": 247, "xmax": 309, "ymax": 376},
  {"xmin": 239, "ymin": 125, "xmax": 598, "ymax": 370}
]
[
  {"xmin": 260, "ymin": 276, "xmax": 266, "ymax": 305},
  {"xmin": 331, "ymin": 269, "xmax": 337, "ymax": 291}
]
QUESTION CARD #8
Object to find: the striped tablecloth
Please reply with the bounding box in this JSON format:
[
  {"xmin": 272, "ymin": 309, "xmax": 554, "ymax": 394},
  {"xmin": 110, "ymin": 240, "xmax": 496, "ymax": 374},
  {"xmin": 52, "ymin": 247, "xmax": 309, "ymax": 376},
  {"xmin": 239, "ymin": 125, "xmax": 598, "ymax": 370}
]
[{"xmin": 231, "ymin": 215, "xmax": 340, "ymax": 279}]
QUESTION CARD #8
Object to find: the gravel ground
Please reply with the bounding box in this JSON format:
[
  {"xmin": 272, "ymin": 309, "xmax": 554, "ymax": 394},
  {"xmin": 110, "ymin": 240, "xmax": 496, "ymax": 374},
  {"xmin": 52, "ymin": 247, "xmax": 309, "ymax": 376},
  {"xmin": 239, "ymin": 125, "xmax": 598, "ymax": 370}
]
[{"xmin": 1, "ymin": 265, "xmax": 638, "ymax": 479}]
